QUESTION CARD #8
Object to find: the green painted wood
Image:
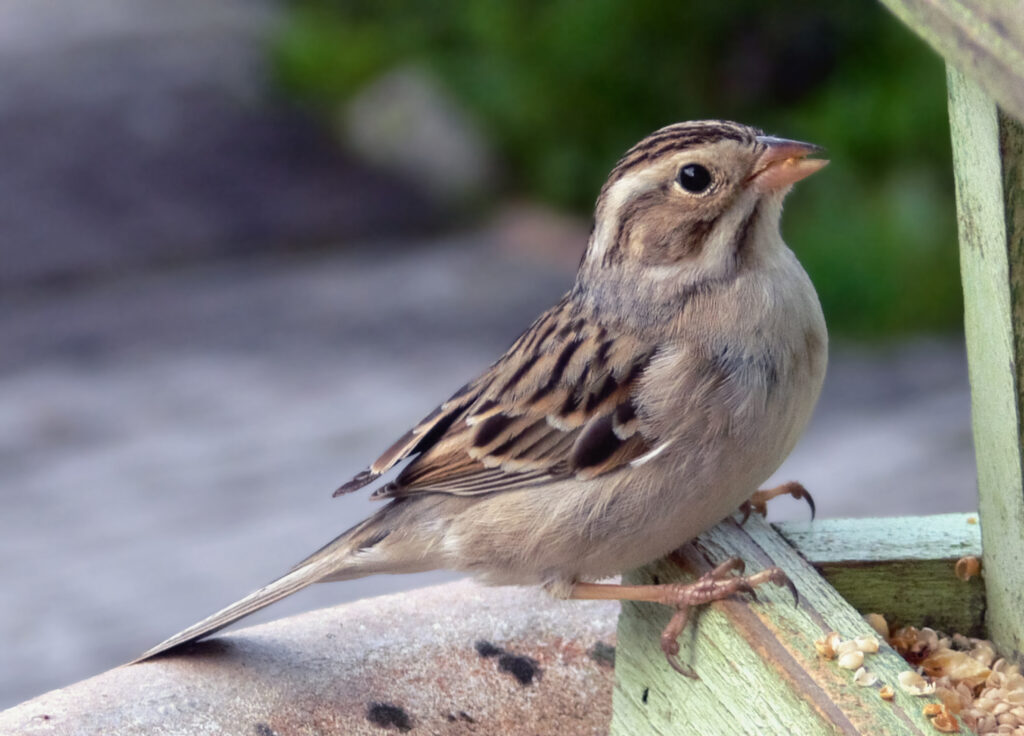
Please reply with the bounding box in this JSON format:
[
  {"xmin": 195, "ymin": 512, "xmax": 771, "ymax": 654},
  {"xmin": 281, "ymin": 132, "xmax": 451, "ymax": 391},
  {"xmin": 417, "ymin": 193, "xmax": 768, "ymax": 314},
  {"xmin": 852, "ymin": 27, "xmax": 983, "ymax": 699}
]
[
  {"xmin": 877, "ymin": 0, "xmax": 1024, "ymax": 123},
  {"xmin": 775, "ymin": 513, "xmax": 980, "ymax": 563},
  {"xmin": 611, "ymin": 516, "xmax": 954, "ymax": 736},
  {"xmin": 947, "ymin": 65, "xmax": 1024, "ymax": 662},
  {"xmin": 776, "ymin": 513, "xmax": 985, "ymax": 636}
]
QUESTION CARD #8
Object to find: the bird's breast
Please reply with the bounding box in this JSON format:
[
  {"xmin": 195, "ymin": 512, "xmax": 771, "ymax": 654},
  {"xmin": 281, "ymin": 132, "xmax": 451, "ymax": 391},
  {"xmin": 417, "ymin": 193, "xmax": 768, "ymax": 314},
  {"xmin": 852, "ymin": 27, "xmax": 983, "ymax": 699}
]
[{"xmin": 639, "ymin": 249, "xmax": 827, "ymax": 499}]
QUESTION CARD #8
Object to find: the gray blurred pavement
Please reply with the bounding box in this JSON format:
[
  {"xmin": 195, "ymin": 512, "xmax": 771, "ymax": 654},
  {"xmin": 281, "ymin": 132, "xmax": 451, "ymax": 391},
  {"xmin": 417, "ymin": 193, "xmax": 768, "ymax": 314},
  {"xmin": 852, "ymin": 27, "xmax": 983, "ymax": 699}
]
[
  {"xmin": 0, "ymin": 0, "xmax": 435, "ymax": 286},
  {"xmin": 0, "ymin": 233, "xmax": 977, "ymax": 708}
]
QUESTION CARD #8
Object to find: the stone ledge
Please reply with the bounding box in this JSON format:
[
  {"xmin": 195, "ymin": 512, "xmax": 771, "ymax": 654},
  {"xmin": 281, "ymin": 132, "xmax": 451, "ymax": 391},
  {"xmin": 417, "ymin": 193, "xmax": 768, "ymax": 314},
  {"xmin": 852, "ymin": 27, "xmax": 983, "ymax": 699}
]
[{"xmin": 1, "ymin": 581, "xmax": 618, "ymax": 735}]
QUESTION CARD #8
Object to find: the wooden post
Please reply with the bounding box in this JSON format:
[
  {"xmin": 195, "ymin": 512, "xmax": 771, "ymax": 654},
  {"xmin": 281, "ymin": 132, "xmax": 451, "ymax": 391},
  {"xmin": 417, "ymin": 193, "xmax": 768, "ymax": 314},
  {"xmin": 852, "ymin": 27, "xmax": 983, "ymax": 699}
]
[{"xmin": 947, "ymin": 65, "xmax": 1024, "ymax": 661}]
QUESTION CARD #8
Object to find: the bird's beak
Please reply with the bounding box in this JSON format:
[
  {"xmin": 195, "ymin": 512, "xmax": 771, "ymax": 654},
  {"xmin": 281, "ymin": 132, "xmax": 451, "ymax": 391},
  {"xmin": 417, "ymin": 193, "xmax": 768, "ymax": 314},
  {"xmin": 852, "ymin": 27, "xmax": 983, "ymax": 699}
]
[{"xmin": 749, "ymin": 135, "xmax": 828, "ymax": 192}]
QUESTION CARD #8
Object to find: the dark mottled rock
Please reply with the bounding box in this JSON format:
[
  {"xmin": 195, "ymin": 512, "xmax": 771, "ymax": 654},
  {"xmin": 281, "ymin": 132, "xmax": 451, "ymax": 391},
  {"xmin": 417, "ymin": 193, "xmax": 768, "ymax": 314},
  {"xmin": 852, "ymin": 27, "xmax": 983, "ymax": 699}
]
[
  {"xmin": 367, "ymin": 702, "xmax": 412, "ymax": 732},
  {"xmin": 497, "ymin": 653, "xmax": 540, "ymax": 686}
]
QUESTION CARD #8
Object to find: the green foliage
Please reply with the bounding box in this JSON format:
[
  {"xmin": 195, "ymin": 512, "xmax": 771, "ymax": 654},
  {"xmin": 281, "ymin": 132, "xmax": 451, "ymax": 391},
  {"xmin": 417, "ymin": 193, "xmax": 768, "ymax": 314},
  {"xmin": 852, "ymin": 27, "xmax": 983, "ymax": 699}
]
[{"xmin": 272, "ymin": 0, "xmax": 961, "ymax": 337}]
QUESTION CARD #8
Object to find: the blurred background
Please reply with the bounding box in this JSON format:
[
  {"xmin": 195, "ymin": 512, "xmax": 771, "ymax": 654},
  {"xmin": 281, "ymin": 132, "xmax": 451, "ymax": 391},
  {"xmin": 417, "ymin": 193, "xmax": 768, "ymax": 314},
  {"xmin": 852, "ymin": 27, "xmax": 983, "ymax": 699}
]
[{"xmin": 1, "ymin": 0, "xmax": 977, "ymax": 709}]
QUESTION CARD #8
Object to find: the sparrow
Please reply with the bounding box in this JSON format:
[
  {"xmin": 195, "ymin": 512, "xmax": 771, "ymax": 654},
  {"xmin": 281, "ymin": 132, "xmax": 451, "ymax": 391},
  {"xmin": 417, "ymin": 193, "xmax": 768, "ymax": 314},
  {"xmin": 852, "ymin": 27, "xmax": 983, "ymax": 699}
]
[{"xmin": 135, "ymin": 120, "xmax": 828, "ymax": 675}]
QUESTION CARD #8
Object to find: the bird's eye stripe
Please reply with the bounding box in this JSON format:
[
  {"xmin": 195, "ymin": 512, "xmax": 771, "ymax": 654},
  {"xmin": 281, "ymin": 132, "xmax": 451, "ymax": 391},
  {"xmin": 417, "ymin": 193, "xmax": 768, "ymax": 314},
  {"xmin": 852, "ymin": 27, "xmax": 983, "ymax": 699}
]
[
  {"xmin": 600, "ymin": 121, "xmax": 760, "ymax": 194},
  {"xmin": 609, "ymin": 138, "xmax": 708, "ymax": 182}
]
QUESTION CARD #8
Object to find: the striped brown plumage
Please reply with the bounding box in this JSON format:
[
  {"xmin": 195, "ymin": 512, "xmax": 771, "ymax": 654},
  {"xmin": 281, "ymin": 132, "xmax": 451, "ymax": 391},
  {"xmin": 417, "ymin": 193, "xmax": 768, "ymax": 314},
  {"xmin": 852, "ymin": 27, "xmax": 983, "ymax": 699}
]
[{"xmin": 334, "ymin": 295, "xmax": 656, "ymax": 499}]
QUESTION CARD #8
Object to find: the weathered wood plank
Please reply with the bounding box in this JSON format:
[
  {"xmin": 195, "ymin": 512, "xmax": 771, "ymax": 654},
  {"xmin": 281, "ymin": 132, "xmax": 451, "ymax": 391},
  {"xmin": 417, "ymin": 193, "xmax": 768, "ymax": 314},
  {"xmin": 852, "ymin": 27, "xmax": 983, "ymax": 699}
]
[
  {"xmin": 776, "ymin": 513, "xmax": 985, "ymax": 636},
  {"xmin": 776, "ymin": 513, "xmax": 980, "ymax": 564},
  {"xmin": 947, "ymin": 65, "xmax": 1024, "ymax": 663},
  {"xmin": 877, "ymin": 0, "xmax": 1024, "ymax": 123},
  {"xmin": 611, "ymin": 516, "xmax": 954, "ymax": 736}
]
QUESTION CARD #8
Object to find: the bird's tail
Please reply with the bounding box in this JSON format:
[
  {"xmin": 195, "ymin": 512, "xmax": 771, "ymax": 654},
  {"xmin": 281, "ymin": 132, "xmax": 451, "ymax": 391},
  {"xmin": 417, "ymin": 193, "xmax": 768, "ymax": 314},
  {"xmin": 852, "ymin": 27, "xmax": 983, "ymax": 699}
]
[
  {"xmin": 131, "ymin": 497, "xmax": 443, "ymax": 663},
  {"xmin": 131, "ymin": 554, "xmax": 349, "ymax": 663}
]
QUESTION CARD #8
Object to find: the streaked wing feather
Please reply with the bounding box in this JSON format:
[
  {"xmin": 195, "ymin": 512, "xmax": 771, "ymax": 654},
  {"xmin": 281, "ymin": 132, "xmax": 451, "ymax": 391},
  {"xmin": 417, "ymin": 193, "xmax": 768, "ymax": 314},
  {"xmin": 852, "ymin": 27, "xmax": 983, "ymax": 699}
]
[
  {"xmin": 358, "ymin": 296, "xmax": 658, "ymax": 499},
  {"xmin": 333, "ymin": 380, "xmax": 482, "ymax": 496}
]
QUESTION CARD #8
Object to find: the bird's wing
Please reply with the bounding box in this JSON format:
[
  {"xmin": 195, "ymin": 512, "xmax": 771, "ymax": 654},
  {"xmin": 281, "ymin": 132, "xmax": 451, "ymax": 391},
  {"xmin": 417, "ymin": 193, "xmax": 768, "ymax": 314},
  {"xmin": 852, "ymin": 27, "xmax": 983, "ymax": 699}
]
[{"xmin": 334, "ymin": 296, "xmax": 657, "ymax": 498}]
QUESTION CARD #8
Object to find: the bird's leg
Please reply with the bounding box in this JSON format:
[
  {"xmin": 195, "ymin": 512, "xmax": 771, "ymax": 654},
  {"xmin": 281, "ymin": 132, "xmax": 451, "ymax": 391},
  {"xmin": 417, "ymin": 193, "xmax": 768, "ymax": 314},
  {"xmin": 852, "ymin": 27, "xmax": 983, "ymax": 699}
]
[
  {"xmin": 570, "ymin": 557, "xmax": 796, "ymax": 677},
  {"xmin": 738, "ymin": 480, "xmax": 815, "ymax": 524}
]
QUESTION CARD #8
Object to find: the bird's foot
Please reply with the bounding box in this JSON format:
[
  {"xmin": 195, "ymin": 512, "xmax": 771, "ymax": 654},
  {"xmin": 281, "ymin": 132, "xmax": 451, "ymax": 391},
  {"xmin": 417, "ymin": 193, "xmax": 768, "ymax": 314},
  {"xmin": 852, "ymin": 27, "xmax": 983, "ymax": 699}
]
[
  {"xmin": 569, "ymin": 557, "xmax": 796, "ymax": 678},
  {"xmin": 738, "ymin": 480, "xmax": 815, "ymax": 524},
  {"xmin": 656, "ymin": 556, "xmax": 796, "ymax": 677}
]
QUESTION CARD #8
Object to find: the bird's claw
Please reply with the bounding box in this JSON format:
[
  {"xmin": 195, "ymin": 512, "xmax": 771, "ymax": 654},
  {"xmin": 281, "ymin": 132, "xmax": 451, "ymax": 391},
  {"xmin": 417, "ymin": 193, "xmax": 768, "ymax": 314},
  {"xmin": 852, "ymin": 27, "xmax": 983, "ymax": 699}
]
[
  {"xmin": 739, "ymin": 481, "xmax": 816, "ymax": 524},
  {"xmin": 664, "ymin": 650, "xmax": 699, "ymax": 679}
]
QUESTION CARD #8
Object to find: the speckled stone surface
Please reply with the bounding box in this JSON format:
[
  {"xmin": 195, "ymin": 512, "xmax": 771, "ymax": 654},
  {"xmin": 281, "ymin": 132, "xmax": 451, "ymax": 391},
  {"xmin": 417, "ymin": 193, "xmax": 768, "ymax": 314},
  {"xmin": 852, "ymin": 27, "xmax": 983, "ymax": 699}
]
[{"xmin": 0, "ymin": 581, "xmax": 619, "ymax": 735}]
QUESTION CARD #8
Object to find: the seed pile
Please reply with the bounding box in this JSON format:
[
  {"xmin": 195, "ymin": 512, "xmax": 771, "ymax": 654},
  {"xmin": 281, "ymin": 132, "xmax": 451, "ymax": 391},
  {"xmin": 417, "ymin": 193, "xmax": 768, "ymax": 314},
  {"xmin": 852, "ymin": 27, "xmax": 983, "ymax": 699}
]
[
  {"xmin": 888, "ymin": 621, "xmax": 1024, "ymax": 736},
  {"xmin": 815, "ymin": 616, "xmax": 1024, "ymax": 735}
]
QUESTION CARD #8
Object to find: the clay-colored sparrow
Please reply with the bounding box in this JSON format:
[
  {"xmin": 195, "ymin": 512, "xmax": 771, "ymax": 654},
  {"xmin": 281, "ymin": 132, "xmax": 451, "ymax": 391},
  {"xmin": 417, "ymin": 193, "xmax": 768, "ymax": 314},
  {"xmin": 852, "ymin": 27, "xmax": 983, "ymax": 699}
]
[{"xmin": 136, "ymin": 120, "xmax": 828, "ymax": 674}]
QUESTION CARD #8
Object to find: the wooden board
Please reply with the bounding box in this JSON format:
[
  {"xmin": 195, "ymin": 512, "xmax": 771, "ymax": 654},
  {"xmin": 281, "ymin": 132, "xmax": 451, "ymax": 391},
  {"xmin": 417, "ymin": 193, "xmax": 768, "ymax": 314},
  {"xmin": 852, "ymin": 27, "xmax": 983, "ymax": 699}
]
[
  {"xmin": 611, "ymin": 516, "xmax": 958, "ymax": 736},
  {"xmin": 777, "ymin": 513, "xmax": 985, "ymax": 636}
]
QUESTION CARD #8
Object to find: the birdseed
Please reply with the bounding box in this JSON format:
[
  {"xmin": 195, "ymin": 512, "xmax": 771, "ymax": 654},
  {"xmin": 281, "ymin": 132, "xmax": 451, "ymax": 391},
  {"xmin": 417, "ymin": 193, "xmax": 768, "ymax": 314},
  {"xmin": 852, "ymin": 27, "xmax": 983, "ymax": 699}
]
[{"xmin": 878, "ymin": 617, "xmax": 1024, "ymax": 735}]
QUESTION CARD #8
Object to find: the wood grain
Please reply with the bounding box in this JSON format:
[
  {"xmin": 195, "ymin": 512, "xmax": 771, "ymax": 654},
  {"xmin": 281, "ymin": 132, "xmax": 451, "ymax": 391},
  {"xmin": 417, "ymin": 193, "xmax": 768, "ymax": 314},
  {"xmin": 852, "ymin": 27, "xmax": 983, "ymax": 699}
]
[
  {"xmin": 611, "ymin": 516, "xmax": 954, "ymax": 735},
  {"xmin": 947, "ymin": 65, "xmax": 1024, "ymax": 662}
]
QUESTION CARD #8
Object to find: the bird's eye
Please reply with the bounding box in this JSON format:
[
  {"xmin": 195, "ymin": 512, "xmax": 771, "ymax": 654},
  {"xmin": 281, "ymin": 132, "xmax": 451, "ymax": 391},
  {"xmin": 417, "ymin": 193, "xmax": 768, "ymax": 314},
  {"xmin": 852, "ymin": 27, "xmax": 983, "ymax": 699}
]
[{"xmin": 678, "ymin": 164, "xmax": 712, "ymax": 193}]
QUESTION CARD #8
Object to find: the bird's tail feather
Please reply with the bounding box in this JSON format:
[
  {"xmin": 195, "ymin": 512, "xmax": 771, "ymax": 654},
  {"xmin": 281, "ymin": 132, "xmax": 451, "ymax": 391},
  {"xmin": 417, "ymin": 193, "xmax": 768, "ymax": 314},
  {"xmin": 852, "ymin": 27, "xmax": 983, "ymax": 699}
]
[
  {"xmin": 131, "ymin": 499, "xmax": 430, "ymax": 664},
  {"xmin": 131, "ymin": 555, "xmax": 354, "ymax": 663}
]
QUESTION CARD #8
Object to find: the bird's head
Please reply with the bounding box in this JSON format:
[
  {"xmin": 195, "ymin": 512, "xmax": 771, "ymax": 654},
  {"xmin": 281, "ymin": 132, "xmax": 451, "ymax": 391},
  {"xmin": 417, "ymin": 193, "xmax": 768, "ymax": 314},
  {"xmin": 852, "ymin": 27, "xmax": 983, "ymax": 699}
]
[{"xmin": 577, "ymin": 120, "xmax": 826, "ymax": 308}]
